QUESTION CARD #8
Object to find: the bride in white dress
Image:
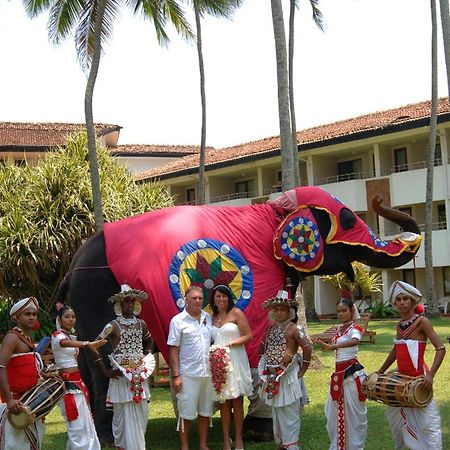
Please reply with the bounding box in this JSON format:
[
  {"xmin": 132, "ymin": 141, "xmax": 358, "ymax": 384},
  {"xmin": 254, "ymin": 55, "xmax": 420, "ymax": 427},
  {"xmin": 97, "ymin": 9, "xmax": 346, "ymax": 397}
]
[{"xmin": 210, "ymin": 285, "xmax": 253, "ymax": 450}]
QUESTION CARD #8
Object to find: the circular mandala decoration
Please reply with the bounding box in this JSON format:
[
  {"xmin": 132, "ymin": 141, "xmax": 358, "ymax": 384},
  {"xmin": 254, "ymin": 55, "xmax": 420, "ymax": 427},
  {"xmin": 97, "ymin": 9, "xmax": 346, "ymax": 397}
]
[
  {"xmin": 279, "ymin": 217, "xmax": 321, "ymax": 263},
  {"xmin": 168, "ymin": 239, "xmax": 253, "ymax": 311},
  {"xmin": 367, "ymin": 226, "xmax": 388, "ymax": 248}
]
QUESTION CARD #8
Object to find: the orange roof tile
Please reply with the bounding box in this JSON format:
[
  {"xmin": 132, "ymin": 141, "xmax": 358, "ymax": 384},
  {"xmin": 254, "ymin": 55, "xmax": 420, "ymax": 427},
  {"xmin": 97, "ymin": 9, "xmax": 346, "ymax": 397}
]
[
  {"xmin": 135, "ymin": 98, "xmax": 450, "ymax": 181},
  {"xmin": 0, "ymin": 122, "xmax": 121, "ymax": 148},
  {"xmin": 111, "ymin": 144, "xmax": 210, "ymax": 156}
]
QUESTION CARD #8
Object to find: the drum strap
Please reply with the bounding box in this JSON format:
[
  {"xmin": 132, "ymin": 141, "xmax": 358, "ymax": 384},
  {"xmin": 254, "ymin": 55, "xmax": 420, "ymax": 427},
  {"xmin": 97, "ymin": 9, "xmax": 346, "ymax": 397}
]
[{"xmin": 23, "ymin": 422, "xmax": 40, "ymax": 450}]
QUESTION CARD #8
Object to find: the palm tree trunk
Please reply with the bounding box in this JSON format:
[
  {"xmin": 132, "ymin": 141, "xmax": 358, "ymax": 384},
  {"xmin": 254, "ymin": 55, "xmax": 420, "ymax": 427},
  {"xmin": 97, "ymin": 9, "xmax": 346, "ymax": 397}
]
[
  {"xmin": 271, "ymin": 0, "xmax": 295, "ymax": 191},
  {"xmin": 439, "ymin": 0, "xmax": 450, "ymax": 97},
  {"xmin": 194, "ymin": 1, "xmax": 207, "ymax": 205},
  {"xmin": 84, "ymin": 0, "xmax": 107, "ymax": 231},
  {"xmin": 288, "ymin": 0, "xmax": 300, "ymax": 187},
  {"xmin": 425, "ymin": 0, "xmax": 438, "ymax": 314}
]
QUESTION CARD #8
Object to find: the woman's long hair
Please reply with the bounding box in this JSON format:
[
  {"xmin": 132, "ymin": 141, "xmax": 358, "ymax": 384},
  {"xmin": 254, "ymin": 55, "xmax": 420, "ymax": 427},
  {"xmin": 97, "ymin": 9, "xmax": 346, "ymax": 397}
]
[{"xmin": 209, "ymin": 285, "xmax": 234, "ymax": 316}]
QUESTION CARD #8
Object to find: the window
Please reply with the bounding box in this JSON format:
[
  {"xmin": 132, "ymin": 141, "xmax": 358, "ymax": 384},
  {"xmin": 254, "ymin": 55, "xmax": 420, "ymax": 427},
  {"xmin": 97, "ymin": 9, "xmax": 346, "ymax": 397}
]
[
  {"xmin": 235, "ymin": 180, "xmax": 254, "ymax": 197},
  {"xmin": 186, "ymin": 188, "xmax": 196, "ymax": 203},
  {"xmin": 337, "ymin": 159, "xmax": 362, "ymax": 181},
  {"xmin": 402, "ymin": 269, "xmax": 416, "ymax": 287},
  {"xmin": 437, "ymin": 203, "xmax": 446, "ymax": 230},
  {"xmin": 394, "ymin": 147, "xmax": 408, "ymax": 172},
  {"xmin": 434, "ymin": 143, "xmax": 442, "ymax": 166}
]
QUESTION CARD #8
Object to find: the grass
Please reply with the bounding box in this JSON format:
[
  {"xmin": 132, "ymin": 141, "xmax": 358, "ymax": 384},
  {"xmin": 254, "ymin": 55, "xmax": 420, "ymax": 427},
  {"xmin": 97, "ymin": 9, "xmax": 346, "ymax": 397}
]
[{"xmin": 43, "ymin": 317, "xmax": 450, "ymax": 450}]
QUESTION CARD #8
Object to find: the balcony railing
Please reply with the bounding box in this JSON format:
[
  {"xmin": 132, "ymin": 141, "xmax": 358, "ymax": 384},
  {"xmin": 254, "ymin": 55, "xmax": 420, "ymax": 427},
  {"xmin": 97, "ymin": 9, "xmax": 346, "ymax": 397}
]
[
  {"xmin": 210, "ymin": 191, "xmax": 257, "ymax": 203},
  {"xmin": 384, "ymin": 221, "xmax": 447, "ymax": 236},
  {"xmin": 315, "ymin": 171, "xmax": 374, "ymax": 185}
]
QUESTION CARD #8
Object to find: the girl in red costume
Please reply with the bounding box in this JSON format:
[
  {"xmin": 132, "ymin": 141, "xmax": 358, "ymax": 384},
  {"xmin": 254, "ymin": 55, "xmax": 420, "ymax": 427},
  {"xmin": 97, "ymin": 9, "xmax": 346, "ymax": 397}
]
[
  {"xmin": 52, "ymin": 305, "xmax": 106, "ymax": 450},
  {"xmin": 316, "ymin": 298, "xmax": 367, "ymax": 450},
  {"xmin": 377, "ymin": 281, "xmax": 446, "ymax": 450}
]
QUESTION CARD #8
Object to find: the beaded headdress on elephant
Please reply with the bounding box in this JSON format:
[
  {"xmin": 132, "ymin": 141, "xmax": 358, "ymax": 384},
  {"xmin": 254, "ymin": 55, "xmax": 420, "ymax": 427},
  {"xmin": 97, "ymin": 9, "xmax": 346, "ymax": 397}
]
[{"xmin": 108, "ymin": 284, "xmax": 148, "ymax": 316}]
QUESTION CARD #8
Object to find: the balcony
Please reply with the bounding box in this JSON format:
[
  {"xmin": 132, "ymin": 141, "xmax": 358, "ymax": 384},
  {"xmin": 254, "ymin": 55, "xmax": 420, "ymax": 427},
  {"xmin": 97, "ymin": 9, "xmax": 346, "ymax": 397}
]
[{"xmin": 210, "ymin": 191, "xmax": 257, "ymax": 204}]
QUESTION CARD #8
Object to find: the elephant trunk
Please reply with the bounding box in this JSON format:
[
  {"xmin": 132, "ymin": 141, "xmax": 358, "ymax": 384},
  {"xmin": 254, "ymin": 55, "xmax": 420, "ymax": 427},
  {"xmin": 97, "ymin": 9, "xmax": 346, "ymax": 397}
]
[{"xmin": 371, "ymin": 195, "xmax": 420, "ymax": 234}]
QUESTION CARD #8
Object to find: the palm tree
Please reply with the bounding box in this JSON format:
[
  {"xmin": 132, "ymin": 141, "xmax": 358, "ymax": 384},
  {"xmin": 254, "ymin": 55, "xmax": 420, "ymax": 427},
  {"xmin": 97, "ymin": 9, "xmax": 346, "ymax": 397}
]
[
  {"xmin": 191, "ymin": 0, "xmax": 242, "ymax": 205},
  {"xmin": 425, "ymin": 0, "xmax": 439, "ymax": 314},
  {"xmin": 439, "ymin": 0, "xmax": 450, "ymax": 98},
  {"xmin": 22, "ymin": 0, "xmax": 193, "ymax": 230},
  {"xmin": 271, "ymin": 0, "xmax": 295, "ymax": 191},
  {"xmin": 288, "ymin": 0, "xmax": 323, "ymax": 187}
]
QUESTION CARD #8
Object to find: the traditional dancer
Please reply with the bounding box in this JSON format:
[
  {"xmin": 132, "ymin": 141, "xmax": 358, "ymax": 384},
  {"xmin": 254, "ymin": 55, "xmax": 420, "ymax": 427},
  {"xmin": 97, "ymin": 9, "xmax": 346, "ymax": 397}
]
[
  {"xmin": 377, "ymin": 280, "xmax": 446, "ymax": 450},
  {"xmin": 210, "ymin": 284, "xmax": 253, "ymax": 450},
  {"xmin": 259, "ymin": 290, "xmax": 312, "ymax": 450},
  {"xmin": 316, "ymin": 298, "xmax": 367, "ymax": 450},
  {"xmin": 0, "ymin": 297, "xmax": 45, "ymax": 449},
  {"xmin": 94, "ymin": 284, "xmax": 154, "ymax": 450},
  {"xmin": 52, "ymin": 305, "xmax": 106, "ymax": 450}
]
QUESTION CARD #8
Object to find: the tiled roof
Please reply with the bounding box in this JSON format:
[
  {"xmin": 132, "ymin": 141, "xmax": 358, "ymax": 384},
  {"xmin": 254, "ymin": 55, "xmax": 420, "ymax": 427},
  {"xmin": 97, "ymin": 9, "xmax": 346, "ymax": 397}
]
[
  {"xmin": 135, "ymin": 98, "xmax": 450, "ymax": 181},
  {"xmin": 0, "ymin": 122, "xmax": 121, "ymax": 148},
  {"xmin": 111, "ymin": 144, "xmax": 210, "ymax": 156}
]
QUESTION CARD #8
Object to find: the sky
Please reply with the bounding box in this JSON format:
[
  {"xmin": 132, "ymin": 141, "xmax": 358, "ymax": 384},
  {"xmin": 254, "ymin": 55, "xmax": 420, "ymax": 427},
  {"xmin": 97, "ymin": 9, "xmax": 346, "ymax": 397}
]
[{"xmin": 0, "ymin": 0, "xmax": 449, "ymax": 149}]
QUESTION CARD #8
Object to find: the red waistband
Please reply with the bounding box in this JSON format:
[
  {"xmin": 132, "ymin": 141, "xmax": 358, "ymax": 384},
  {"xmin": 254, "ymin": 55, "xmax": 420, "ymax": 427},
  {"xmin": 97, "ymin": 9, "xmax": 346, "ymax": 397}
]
[
  {"xmin": 335, "ymin": 359, "xmax": 359, "ymax": 372},
  {"xmin": 61, "ymin": 371, "xmax": 82, "ymax": 382}
]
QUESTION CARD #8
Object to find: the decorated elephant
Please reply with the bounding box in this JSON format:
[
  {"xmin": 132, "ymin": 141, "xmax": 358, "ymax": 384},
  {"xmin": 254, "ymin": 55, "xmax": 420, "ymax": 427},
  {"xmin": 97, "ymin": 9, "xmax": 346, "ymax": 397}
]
[{"xmin": 56, "ymin": 186, "xmax": 421, "ymax": 443}]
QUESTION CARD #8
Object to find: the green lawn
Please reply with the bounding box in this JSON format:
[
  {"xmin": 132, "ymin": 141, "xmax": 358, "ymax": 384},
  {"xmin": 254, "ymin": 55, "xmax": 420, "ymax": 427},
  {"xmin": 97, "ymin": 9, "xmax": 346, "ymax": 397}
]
[{"xmin": 43, "ymin": 317, "xmax": 450, "ymax": 450}]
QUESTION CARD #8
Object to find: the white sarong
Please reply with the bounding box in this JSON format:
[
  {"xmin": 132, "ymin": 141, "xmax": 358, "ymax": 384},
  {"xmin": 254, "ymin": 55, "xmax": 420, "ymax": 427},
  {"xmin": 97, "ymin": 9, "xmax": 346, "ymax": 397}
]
[
  {"xmin": 58, "ymin": 392, "xmax": 101, "ymax": 450},
  {"xmin": 325, "ymin": 370, "xmax": 367, "ymax": 450},
  {"xmin": 385, "ymin": 399, "xmax": 442, "ymax": 450},
  {"xmin": 0, "ymin": 404, "xmax": 45, "ymax": 450}
]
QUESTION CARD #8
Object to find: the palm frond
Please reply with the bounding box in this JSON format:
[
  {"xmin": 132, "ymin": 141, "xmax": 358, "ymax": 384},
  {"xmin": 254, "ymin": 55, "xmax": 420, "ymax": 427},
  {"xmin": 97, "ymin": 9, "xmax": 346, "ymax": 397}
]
[
  {"xmin": 22, "ymin": 0, "xmax": 53, "ymax": 18},
  {"xmin": 75, "ymin": 0, "xmax": 120, "ymax": 70},
  {"xmin": 47, "ymin": 0, "xmax": 85, "ymax": 44}
]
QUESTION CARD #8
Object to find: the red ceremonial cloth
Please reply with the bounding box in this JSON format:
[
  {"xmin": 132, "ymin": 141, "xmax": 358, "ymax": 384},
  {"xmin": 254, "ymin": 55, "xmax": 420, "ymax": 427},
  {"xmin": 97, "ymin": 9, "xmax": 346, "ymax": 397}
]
[
  {"xmin": 395, "ymin": 341, "xmax": 427, "ymax": 377},
  {"xmin": 104, "ymin": 203, "xmax": 286, "ymax": 368},
  {"xmin": 61, "ymin": 371, "xmax": 90, "ymax": 421},
  {"xmin": 2, "ymin": 353, "xmax": 38, "ymax": 401}
]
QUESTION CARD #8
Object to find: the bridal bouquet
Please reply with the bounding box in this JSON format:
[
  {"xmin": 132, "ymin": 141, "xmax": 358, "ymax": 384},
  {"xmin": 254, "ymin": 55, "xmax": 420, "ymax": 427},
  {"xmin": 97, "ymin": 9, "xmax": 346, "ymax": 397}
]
[{"xmin": 209, "ymin": 345, "xmax": 232, "ymax": 401}]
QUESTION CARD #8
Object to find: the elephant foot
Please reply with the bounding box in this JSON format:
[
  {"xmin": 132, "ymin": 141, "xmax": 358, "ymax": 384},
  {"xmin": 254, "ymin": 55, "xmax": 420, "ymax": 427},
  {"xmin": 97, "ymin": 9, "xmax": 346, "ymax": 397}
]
[{"xmin": 242, "ymin": 415, "xmax": 273, "ymax": 442}]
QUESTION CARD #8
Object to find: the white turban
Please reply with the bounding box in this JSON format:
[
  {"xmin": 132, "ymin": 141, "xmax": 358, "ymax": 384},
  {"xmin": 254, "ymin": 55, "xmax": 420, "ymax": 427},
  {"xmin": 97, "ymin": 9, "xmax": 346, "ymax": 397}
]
[
  {"xmin": 10, "ymin": 297, "xmax": 39, "ymax": 318},
  {"xmin": 388, "ymin": 281, "xmax": 422, "ymax": 306}
]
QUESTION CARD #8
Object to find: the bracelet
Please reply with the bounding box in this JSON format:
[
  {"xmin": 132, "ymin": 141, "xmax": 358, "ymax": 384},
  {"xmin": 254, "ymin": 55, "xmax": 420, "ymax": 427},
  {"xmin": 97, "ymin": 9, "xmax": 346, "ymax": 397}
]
[
  {"xmin": 285, "ymin": 352, "xmax": 294, "ymax": 359},
  {"xmin": 303, "ymin": 359, "xmax": 310, "ymax": 363},
  {"xmin": 83, "ymin": 341, "xmax": 89, "ymax": 347},
  {"xmin": 171, "ymin": 374, "xmax": 180, "ymax": 379},
  {"xmin": 94, "ymin": 358, "xmax": 103, "ymax": 363},
  {"xmin": 435, "ymin": 346, "xmax": 445, "ymax": 351},
  {"xmin": 0, "ymin": 364, "xmax": 5, "ymax": 369}
]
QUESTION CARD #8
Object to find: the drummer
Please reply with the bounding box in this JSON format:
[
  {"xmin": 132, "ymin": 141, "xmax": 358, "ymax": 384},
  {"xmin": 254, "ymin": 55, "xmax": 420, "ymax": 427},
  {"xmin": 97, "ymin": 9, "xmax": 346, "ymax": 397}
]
[
  {"xmin": 91, "ymin": 284, "xmax": 153, "ymax": 450},
  {"xmin": 0, "ymin": 297, "xmax": 46, "ymax": 449},
  {"xmin": 377, "ymin": 280, "xmax": 446, "ymax": 450}
]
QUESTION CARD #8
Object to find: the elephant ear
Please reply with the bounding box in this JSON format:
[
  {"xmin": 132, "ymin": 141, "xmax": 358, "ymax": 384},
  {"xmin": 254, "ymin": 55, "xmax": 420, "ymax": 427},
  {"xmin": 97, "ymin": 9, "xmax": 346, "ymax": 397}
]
[{"xmin": 273, "ymin": 207, "xmax": 324, "ymax": 273}]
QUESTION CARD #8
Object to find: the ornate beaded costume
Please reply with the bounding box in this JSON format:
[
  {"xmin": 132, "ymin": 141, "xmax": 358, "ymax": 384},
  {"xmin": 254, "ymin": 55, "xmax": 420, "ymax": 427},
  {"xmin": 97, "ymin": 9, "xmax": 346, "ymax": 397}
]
[
  {"xmin": 264, "ymin": 321, "xmax": 290, "ymax": 367},
  {"xmin": 112, "ymin": 316, "xmax": 144, "ymax": 367}
]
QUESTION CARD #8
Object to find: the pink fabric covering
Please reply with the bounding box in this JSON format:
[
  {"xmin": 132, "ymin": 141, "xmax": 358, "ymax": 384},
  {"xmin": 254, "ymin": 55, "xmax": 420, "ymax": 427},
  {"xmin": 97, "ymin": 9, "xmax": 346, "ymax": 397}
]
[{"xmin": 104, "ymin": 203, "xmax": 285, "ymax": 367}]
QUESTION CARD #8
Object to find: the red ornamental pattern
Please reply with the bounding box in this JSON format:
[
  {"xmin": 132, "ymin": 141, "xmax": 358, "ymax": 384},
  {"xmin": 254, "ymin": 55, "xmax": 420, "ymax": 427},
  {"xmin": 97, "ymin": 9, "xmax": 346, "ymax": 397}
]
[
  {"xmin": 209, "ymin": 345, "xmax": 231, "ymax": 400},
  {"xmin": 261, "ymin": 368, "xmax": 284, "ymax": 399},
  {"xmin": 126, "ymin": 366, "xmax": 148, "ymax": 403}
]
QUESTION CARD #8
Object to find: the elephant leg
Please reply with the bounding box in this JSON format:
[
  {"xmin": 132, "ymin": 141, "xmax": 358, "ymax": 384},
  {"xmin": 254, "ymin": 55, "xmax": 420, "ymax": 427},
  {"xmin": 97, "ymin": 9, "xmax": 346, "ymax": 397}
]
[{"xmin": 60, "ymin": 232, "xmax": 119, "ymax": 445}]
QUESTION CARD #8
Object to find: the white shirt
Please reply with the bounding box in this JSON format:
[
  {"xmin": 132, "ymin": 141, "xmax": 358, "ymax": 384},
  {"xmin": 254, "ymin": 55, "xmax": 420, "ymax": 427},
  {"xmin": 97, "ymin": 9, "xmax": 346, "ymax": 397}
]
[
  {"xmin": 51, "ymin": 330, "xmax": 79, "ymax": 369},
  {"xmin": 335, "ymin": 325, "xmax": 361, "ymax": 363},
  {"xmin": 167, "ymin": 309, "xmax": 212, "ymax": 377}
]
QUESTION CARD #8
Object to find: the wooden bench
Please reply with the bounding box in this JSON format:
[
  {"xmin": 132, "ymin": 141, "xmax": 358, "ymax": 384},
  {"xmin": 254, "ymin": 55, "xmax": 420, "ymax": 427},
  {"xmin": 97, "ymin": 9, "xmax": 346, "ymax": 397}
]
[{"xmin": 312, "ymin": 313, "xmax": 376, "ymax": 344}]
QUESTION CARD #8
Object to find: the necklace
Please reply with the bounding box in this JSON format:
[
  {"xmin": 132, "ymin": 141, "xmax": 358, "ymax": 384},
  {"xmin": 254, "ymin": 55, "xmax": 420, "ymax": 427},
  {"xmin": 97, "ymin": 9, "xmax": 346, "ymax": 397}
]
[
  {"xmin": 12, "ymin": 326, "xmax": 34, "ymax": 347},
  {"xmin": 217, "ymin": 313, "xmax": 227, "ymax": 326},
  {"xmin": 399, "ymin": 314, "xmax": 418, "ymax": 330},
  {"xmin": 117, "ymin": 315, "xmax": 138, "ymax": 326}
]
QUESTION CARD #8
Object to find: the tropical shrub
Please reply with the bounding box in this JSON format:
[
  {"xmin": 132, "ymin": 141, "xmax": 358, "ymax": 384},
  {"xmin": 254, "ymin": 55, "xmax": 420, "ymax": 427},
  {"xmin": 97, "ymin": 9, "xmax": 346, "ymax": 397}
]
[
  {"xmin": 0, "ymin": 133, "xmax": 172, "ymax": 319},
  {"xmin": 369, "ymin": 300, "xmax": 397, "ymax": 318}
]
